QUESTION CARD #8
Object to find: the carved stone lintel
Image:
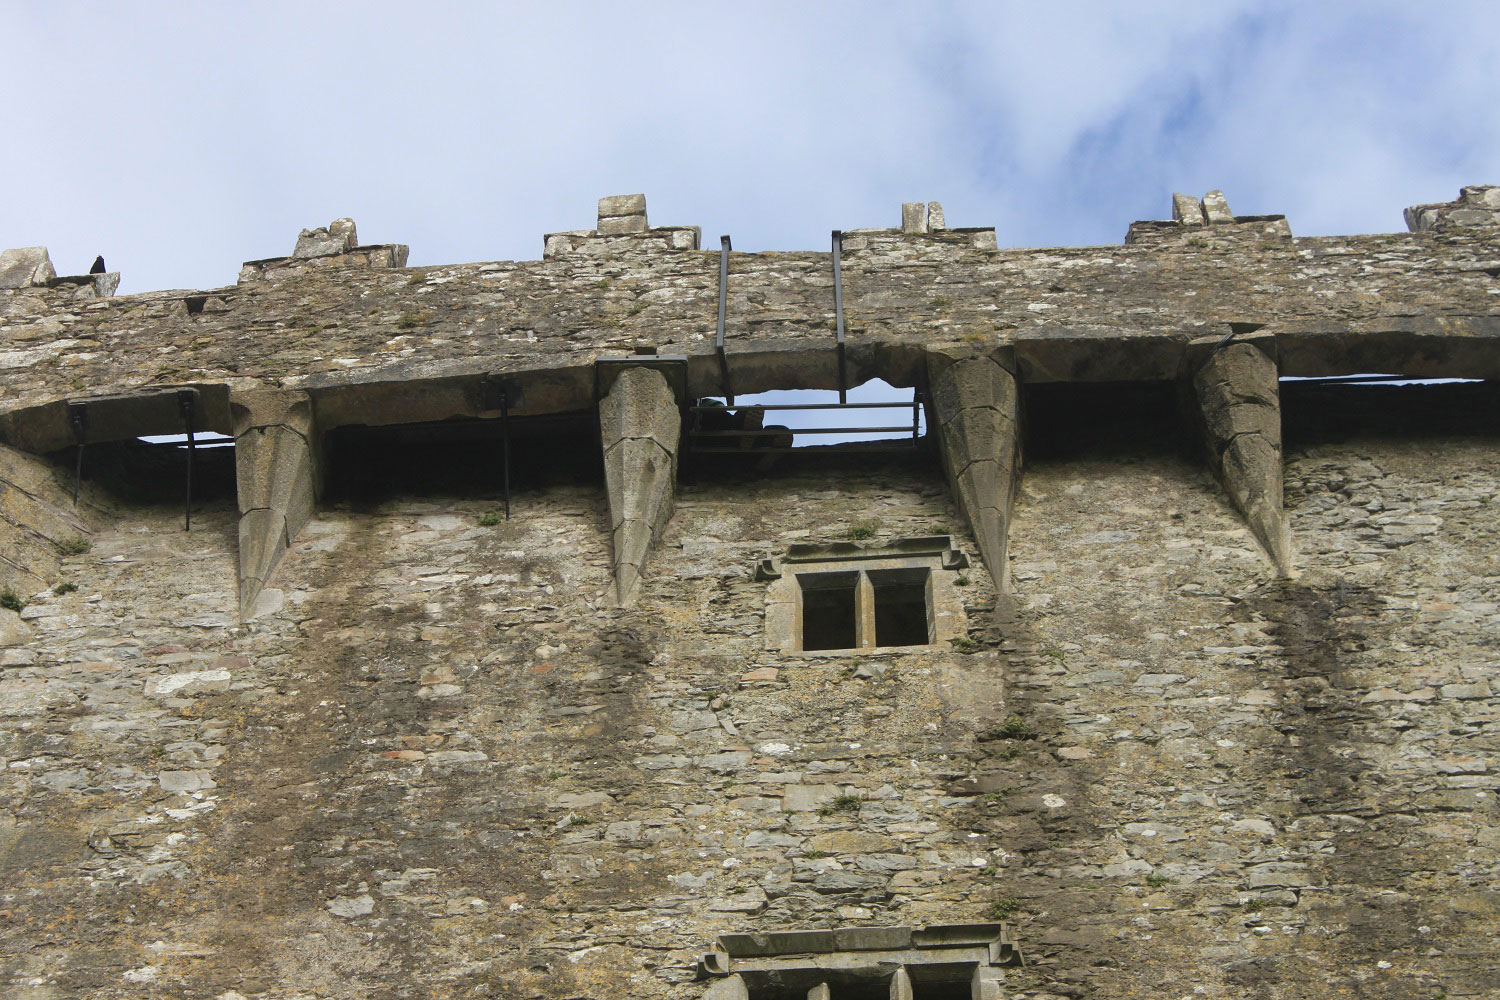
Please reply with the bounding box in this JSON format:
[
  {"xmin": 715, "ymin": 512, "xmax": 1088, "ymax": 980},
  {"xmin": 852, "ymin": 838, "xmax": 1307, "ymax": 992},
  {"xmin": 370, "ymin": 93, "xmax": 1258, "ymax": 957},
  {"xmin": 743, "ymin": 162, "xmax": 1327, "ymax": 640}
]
[
  {"xmin": 928, "ymin": 350, "xmax": 1020, "ymax": 593},
  {"xmin": 1193, "ymin": 339, "xmax": 1295, "ymax": 576},
  {"xmin": 600, "ymin": 367, "xmax": 680, "ymax": 605}
]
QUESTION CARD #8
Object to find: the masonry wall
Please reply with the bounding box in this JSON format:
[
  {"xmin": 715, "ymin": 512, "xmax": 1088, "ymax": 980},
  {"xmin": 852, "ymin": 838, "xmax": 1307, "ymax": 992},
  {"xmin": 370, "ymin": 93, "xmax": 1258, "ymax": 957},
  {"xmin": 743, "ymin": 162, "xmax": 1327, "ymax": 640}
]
[{"xmin": 0, "ymin": 402, "xmax": 1494, "ymax": 999}]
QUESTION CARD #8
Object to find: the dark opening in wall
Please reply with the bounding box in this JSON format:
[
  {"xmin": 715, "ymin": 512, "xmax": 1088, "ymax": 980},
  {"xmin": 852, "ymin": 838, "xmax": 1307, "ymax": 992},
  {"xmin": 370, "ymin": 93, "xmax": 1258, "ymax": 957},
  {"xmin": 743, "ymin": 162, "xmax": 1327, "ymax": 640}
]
[
  {"xmin": 871, "ymin": 568, "xmax": 931, "ymax": 647},
  {"xmin": 50, "ymin": 435, "xmax": 237, "ymax": 507},
  {"xmin": 1280, "ymin": 377, "xmax": 1498, "ymax": 449},
  {"xmin": 1022, "ymin": 380, "xmax": 1184, "ymax": 461},
  {"xmin": 799, "ymin": 571, "xmax": 859, "ymax": 651},
  {"xmin": 322, "ymin": 411, "xmax": 601, "ymax": 502}
]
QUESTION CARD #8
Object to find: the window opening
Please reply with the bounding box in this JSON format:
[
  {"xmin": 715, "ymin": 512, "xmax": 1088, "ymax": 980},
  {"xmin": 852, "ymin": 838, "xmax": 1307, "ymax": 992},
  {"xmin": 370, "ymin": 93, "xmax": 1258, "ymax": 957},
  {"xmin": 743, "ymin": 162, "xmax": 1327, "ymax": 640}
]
[
  {"xmin": 799, "ymin": 571, "xmax": 860, "ymax": 650},
  {"xmin": 870, "ymin": 568, "xmax": 931, "ymax": 647},
  {"xmin": 689, "ymin": 379, "xmax": 924, "ymax": 454},
  {"xmin": 1278, "ymin": 376, "xmax": 1497, "ymax": 448}
]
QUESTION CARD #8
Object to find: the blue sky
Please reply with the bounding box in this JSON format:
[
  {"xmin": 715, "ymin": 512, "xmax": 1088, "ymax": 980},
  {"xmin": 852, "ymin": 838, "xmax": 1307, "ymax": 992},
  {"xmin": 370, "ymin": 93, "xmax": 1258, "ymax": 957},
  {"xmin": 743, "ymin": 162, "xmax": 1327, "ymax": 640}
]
[{"xmin": 6, "ymin": 1, "xmax": 1498, "ymax": 293}]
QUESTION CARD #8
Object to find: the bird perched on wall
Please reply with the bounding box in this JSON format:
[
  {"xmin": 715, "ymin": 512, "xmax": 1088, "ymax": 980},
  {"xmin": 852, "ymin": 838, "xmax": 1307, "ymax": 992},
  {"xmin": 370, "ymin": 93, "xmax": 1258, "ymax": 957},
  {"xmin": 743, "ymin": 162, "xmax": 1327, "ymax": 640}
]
[{"xmin": 89, "ymin": 256, "xmax": 106, "ymax": 274}]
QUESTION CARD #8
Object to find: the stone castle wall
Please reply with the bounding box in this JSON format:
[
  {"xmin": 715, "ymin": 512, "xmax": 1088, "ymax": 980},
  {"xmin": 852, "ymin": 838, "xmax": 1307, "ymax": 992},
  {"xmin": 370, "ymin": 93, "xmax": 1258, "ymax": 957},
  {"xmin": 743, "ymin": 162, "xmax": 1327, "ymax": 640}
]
[{"xmin": 0, "ymin": 189, "xmax": 1496, "ymax": 999}]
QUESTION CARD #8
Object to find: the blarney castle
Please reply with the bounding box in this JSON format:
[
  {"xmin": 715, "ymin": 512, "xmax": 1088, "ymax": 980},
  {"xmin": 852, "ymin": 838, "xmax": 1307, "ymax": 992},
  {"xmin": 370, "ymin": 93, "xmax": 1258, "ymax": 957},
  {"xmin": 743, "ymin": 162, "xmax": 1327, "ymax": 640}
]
[{"xmin": 0, "ymin": 184, "xmax": 1497, "ymax": 999}]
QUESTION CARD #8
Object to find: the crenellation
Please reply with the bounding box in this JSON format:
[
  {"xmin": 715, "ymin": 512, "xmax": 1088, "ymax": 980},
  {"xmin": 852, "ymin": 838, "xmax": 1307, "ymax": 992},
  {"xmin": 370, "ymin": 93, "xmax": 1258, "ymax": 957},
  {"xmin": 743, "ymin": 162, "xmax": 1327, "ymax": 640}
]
[
  {"xmin": 1404, "ymin": 183, "xmax": 1500, "ymax": 232},
  {"xmin": 237, "ymin": 216, "xmax": 408, "ymax": 282}
]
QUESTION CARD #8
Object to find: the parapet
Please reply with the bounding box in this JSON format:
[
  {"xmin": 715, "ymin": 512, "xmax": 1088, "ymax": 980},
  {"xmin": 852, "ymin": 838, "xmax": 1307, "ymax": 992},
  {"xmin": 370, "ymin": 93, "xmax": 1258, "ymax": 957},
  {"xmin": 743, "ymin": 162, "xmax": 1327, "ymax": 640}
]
[
  {"xmin": 0, "ymin": 246, "xmax": 119, "ymax": 299},
  {"xmin": 238, "ymin": 218, "xmax": 408, "ymax": 282},
  {"xmin": 1405, "ymin": 184, "xmax": 1500, "ymax": 232},
  {"xmin": 839, "ymin": 200, "xmax": 999, "ymax": 252},
  {"xmin": 543, "ymin": 194, "xmax": 701, "ymax": 258},
  {"xmin": 1126, "ymin": 189, "xmax": 1291, "ymax": 244}
]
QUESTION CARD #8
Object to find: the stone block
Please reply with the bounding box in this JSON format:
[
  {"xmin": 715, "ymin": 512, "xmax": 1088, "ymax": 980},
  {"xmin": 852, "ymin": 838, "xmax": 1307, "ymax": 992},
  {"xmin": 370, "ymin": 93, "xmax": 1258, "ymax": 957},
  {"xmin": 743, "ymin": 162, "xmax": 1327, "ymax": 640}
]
[
  {"xmin": 703, "ymin": 976, "xmax": 749, "ymax": 1000},
  {"xmin": 0, "ymin": 247, "xmax": 56, "ymax": 288},
  {"xmin": 293, "ymin": 218, "xmax": 358, "ymax": 259},
  {"xmin": 1172, "ymin": 193, "xmax": 1205, "ymax": 226},
  {"xmin": 597, "ymin": 214, "xmax": 649, "ymax": 235},
  {"xmin": 902, "ymin": 202, "xmax": 928, "ymax": 234},
  {"xmin": 927, "ymin": 201, "xmax": 945, "ymax": 230},
  {"xmin": 598, "ymin": 193, "xmax": 647, "ymax": 219},
  {"xmin": 1202, "ymin": 189, "xmax": 1234, "ymax": 223}
]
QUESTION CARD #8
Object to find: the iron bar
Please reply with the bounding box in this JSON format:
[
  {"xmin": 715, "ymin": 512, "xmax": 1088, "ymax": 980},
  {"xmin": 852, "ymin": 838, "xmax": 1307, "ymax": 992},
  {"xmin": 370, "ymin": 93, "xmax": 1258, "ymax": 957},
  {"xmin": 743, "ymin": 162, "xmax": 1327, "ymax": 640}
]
[
  {"xmin": 500, "ymin": 388, "xmax": 511, "ymax": 520},
  {"xmin": 912, "ymin": 389, "xmax": 923, "ymax": 443},
  {"xmin": 686, "ymin": 402, "xmax": 911, "ymax": 412},
  {"xmin": 68, "ymin": 402, "xmax": 87, "ymax": 507},
  {"xmin": 178, "ymin": 389, "xmax": 196, "ymax": 531},
  {"xmin": 832, "ymin": 230, "xmax": 846, "ymax": 403},
  {"xmin": 716, "ymin": 235, "xmax": 734, "ymax": 406},
  {"xmin": 689, "ymin": 426, "xmax": 916, "ymax": 436},
  {"xmin": 692, "ymin": 444, "xmax": 919, "ymax": 455}
]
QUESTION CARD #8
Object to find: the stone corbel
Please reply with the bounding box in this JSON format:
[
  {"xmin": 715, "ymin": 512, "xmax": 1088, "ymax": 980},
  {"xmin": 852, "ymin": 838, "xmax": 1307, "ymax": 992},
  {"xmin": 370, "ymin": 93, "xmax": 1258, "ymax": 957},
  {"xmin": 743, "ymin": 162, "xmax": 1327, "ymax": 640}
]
[
  {"xmin": 927, "ymin": 346, "xmax": 1021, "ymax": 593},
  {"xmin": 1190, "ymin": 331, "xmax": 1295, "ymax": 576},
  {"xmin": 599, "ymin": 365, "xmax": 682, "ymax": 605},
  {"xmin": 231, "ymin": 389, "xmax": 320, "ymax": 619}
]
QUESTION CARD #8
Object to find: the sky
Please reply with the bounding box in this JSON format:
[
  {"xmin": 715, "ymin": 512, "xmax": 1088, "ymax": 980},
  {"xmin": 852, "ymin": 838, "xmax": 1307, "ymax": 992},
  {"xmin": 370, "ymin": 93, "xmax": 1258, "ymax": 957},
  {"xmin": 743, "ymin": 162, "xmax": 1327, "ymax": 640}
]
[{"xmin": 6, "ymin": 1, "xmax": 1499, "ymax": 294}]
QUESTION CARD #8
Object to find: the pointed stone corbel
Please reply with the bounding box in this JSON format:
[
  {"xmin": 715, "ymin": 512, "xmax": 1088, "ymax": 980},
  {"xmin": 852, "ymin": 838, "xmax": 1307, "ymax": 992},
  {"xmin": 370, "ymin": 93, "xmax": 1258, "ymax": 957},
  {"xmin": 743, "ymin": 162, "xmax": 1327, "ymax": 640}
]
[
  {"xmin": 928, "ymin": 347, "xmax": 1021, "ymax": 593},
  {"xmin": 600, "ymin": 366, "xmax": 680, "ymax": 605},
  {"xmin": 1192, "ymin": 335, "xmax": 1295, "ymax": 576},
  {"xmin": 889, "ymin": 967, "xmax": 913, "ymax": 1000},
  {"xmin": 231, "ymin": 389, "xmax": 319, "ymax": 619}
]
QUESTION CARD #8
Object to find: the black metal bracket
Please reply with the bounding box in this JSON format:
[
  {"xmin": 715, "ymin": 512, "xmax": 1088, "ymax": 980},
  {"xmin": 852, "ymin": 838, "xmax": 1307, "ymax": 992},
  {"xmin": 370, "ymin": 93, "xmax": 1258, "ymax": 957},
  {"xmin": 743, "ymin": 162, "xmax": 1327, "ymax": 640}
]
[
  {"xmin": 832, "ymin": 230, "xmax": 847, "ymax": 403},
  {"xmin": 67, "ymin": 402, "xmax": 88, "ymax": 507},
  {"xmin": 479, "ymin": 376, "xmax": 517, "ymax": 520},
  {"xmin": 178, "ymin": 389, "xmax": 197, "ymax": 531},
  {"xmin": 716, "ymin": 235, "xmax": 734, "ymax": 405}
]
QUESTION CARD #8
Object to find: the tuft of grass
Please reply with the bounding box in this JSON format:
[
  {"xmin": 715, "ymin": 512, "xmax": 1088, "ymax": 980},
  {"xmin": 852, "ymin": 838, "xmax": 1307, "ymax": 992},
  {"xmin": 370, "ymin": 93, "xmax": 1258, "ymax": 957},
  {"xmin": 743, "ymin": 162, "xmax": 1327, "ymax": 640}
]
[
  {"xmin": 395, "ymin": 310, "xmax": 428, "ymax": 330},
  {"xmin": 58, "ymin": 536, "xmax": 92, "ymax": 556},
  {"xmin": 545, "ymin": 770, "xmax": 567, "ymax": 781},
  {"xmin": 817, "ymin": 793, "xmax": 862, "ymax": 816},
  {"xmin": 979, "ymin": 791, "xmax": 1008, "ymax": 805},
  {"xmin": 0, "ymin": 589, "xmax": 25, "ymax": 613},
  {"xmin": 931, "ymin": 295, "xmax": 953, "ymax": 310},
  {"xmin": 982, "ymin": 715, "xmax": 1037, "ymax": 741},
  {"xmin": 955, "ymin": 574, "xmax": 971, "ymax": 586},
  {"xmin": 952, "ymin": 636, "xmax": 979, "ymax": 653},
  {"xmin": 1145, "ymin": 873, "xmax": 1172, "ymax": 889},
  {"xmin": 478, "ymin": 511, "xmax": 501, "ymax": 527},
  {"xmin": 988, "ymin": 895, "xmax": 1021, "ymax": 920},
  {"xmin": 845, "ymin": 519, "xmax": 880, "ymax": 541},
  {"xmin": 53, "ymin": 582, "xmax": 78, "ymax": 596}
]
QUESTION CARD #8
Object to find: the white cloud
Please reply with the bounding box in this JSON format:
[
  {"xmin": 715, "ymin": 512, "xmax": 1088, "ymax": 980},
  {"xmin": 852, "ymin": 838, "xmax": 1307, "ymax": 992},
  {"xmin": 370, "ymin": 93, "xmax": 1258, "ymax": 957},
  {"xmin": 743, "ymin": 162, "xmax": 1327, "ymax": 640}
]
[{"xmin": 4, "ymin": 1, "xmax": 1495, "ymax": 291}]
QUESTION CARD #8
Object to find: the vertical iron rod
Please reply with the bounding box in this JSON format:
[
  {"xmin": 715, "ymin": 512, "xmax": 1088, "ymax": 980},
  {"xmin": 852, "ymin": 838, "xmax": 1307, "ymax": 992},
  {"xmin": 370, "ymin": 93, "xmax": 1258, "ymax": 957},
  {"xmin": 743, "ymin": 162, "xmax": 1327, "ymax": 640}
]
[
  {"xmin": 500, "ymin": 389, "xmax": 511, "ymax": 520},
  {"xmin": 178, "ymin": 390, "xmax": 195, "ymax": 531},
  {"xmin": 913, "ymin": 389, "xmax": 922, "ymax": 442},
  {"xmin": 68, "ymin": 403, "xmax": 87, "ymax": 507},
  {"xmin": 716, "ymin": 235, "xmax": 734, "ymax": 405},
  {"xmin": 832, "ymin": 230, "xmax": 847, "ymax": 403}
]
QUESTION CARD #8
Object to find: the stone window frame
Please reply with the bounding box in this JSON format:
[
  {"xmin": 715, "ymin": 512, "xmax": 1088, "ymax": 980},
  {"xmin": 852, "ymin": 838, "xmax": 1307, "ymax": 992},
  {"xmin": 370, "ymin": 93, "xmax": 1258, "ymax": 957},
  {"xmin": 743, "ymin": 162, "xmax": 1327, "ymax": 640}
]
[{"xmin": 757, "ymin": 536, "xmax": 970, "ymax": 656}]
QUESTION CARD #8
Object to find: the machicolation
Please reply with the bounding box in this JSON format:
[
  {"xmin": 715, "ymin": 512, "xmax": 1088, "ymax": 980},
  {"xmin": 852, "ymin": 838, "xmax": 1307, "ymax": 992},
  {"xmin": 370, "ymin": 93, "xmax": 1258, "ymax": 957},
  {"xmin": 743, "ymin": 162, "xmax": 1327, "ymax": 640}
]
[{"xmin": 0, "ymin": 186, "xmax": 1496, "ymax": 999}]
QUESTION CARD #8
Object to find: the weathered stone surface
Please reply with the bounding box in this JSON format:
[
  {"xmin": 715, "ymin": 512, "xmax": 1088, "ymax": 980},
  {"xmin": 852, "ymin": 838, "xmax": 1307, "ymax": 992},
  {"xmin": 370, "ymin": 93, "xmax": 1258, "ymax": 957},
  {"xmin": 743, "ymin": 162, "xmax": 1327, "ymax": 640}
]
[
  {"xmin": 928, "ymin": 350, "xmax": 1019, "ymax": 592},
  {"xmin": 926, "ymin": 201, "xmax": 945, "ymax": 230},
  {"xmin": 232, "ymin": 390, "xmax": 318, "ymax": 619},
  {"xmin": 600, "ymin": 366, "xmax": 679, "ymax": 604},
  {"xmin": 293, "ymin": 218, "xmax": 358, "ymax": 258},
  {"xmin": 0, "ymin": 247, "xmax": 55, "ymax": 288},
  {"xmin": 1201, "ymin": 189, "xmax": 1233, "ymax": 223},
  {"xmin": 598, "ymin": 193, "xmax": 647, "ymax": 219},
  {"xmin": 1406, "ymin": 184, "xmax": 1500, "ymax": 231},
  {"xmin": 1193, "ymin": 338, "xmax": 1294, "ymax": 575},
  {"xmin": 1171, "ymin": 192, "xmax": 1205, "ymax": 225},
  {"xmin": 901, "ymin": 202, "xmax": 927, "ymax": 234}
]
